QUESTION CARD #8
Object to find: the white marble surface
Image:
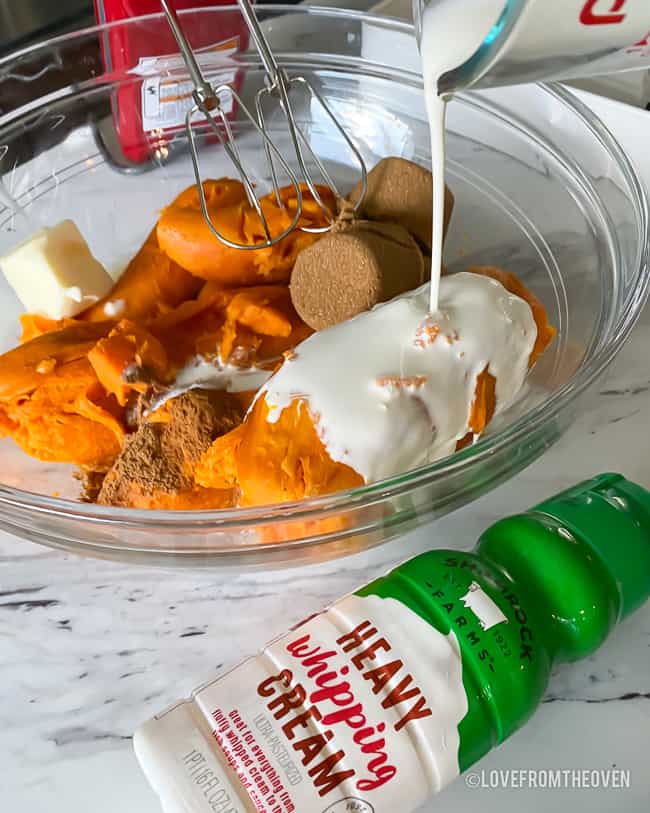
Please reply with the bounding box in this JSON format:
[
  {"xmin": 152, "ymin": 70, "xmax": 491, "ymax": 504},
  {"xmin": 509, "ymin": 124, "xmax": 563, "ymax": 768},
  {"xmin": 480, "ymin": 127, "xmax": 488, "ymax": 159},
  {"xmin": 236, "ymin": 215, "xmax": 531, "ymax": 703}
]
[{"xmin": 2, "ymin": 92, "xmax": 650, "ymax": 812}]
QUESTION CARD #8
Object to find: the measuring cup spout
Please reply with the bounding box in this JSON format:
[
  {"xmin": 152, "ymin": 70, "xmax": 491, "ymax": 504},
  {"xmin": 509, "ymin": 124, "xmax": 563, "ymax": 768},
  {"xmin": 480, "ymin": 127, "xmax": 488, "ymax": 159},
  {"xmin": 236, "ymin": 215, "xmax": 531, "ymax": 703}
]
[{"xmin": 415, "ymin": 0, "xmax": 650, "ymax": 94}]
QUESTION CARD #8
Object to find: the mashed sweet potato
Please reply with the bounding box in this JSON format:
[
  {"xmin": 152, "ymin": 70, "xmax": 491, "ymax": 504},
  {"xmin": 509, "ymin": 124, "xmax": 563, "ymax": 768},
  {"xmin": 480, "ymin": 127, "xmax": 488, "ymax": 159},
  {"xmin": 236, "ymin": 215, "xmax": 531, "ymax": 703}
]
[
  {"xmin": 157, "ymin": 180, "xmax": 336, "ymax": 284},
  {"xmin": 0, "ymin": 181, "xmax": 325, "ymax": 472},
  {"xmin": 195, "ymin": 266, "xmax": 556, "ymax": 506},
  {"xmin": 0, "ymin": 171, "xmax": 556, "ymax": 514}
]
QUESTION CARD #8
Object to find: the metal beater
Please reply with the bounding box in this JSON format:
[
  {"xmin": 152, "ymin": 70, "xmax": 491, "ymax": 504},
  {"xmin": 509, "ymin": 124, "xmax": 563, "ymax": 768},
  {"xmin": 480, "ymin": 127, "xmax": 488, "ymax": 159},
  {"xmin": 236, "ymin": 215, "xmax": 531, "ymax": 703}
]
[{"xmin": 160, "ymin": 0, "xmax": 368, "ymax": 250}]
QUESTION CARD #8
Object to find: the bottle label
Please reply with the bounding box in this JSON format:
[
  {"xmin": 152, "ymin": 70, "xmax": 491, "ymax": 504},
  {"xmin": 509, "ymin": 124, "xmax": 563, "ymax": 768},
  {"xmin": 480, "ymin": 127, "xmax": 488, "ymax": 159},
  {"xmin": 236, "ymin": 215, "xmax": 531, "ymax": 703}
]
[
  {"xmin": 135, "ymin": 594, "xmax": 469, "ymax": 813},
  {"xmin": 128, "ymin": 37, "xmax": 240, "ymax": 133},
  {"xmin": 460, "ymin": 581, "xmax": 509, "ymax": 631},
  {"xmin": 140, "ymin": 73, "xmax": 235, "ymax": 133}
]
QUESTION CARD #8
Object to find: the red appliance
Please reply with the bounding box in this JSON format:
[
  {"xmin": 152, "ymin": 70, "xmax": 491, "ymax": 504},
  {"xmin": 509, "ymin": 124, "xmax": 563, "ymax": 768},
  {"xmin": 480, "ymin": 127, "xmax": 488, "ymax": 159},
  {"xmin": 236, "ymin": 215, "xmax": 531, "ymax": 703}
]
[{"xmin": 94, "ymin": 0, "xmax": 250, "ymax": 163}]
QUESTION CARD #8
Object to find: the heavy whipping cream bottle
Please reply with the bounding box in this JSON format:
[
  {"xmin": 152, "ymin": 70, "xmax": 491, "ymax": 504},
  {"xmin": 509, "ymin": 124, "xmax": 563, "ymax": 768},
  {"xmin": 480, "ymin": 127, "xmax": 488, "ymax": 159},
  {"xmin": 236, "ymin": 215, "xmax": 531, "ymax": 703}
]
[{"xmin": 135, "ymin": 473, "xmax": 650, "ymax": 813}]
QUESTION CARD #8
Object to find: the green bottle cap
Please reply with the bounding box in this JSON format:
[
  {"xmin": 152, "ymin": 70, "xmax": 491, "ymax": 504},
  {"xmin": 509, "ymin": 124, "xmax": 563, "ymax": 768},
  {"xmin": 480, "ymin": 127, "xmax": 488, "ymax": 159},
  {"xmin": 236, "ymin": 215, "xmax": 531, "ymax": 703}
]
[{"xmin": 533, "ymin": 473, "xmax": 650, "ymax": 619}]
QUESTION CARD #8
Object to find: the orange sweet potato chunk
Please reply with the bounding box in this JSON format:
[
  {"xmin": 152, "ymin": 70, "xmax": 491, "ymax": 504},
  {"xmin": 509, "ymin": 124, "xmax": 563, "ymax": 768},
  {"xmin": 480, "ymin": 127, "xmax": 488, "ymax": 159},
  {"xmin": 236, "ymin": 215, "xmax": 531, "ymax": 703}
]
[
  {"xmin": 88, "ymin": 319, "xmax": 169, "ymax": 406},
  {"xmin": 171, "ymin": 177, "xmax": 248, "ymax": 211},
  {"xmin": 83, "ymin": 182, "xmax": 244, "ymax": 324},
  {"xmin": 219, "ymin": 286, "xmax": 311, "ymax": 363},
  {"xmin": 157, "ymin": 181, "xmax": 337, "ymax": 284},
  {"xmin": 84, "ymin": 180, "xmax": 246, "ymax": 324},
  {"xmin": 0, "ymin": 321, "xmax": 114, "ymax": 401},
  {"xmin": 456, "ymin": 367, "xmax": 496, "ymax": 451},
  {"xmin": 196, "ymin": 398, "xmax": 363, "ymax": 506},
  {"xmin": 148, "ymin": 284, "xmax": 312, "ymax": 367},
  {"xmin": 0, "ymin": 322, "xmax": 134, "ymax": 467},
  {"xmin": 468, "ymin": 366, "xmax": 497, "ymax": 435},
  {"xmin": 0, "ymin": 357, "xmax": 123, "ymax": 466},
  {"xmin": 82, "ymin": 229, "xmax": 203, "ymax": 324},
  {"xmin": 19, "ymin": 314, "xmax": 82, "ymax": 343},
  {"xmin": 194, "ymin": 424, "xmax": 245, "ymax": 492}
]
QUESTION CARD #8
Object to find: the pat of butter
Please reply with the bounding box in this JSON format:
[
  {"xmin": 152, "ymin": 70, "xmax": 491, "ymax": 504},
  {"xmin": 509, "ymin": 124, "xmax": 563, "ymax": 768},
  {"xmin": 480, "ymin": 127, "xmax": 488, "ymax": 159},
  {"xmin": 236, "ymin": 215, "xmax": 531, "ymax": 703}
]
[{"xmin": 0, "ymin": 220, "xmax": 113, "ymax": 319}]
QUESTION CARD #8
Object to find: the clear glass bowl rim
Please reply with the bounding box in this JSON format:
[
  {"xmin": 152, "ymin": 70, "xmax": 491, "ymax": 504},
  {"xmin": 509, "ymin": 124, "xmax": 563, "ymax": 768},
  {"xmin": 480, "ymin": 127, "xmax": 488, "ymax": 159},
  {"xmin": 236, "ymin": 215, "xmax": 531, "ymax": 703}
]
[{"xmin": 0, "ymin": 6, "xmax": 648, "ymax": 545}]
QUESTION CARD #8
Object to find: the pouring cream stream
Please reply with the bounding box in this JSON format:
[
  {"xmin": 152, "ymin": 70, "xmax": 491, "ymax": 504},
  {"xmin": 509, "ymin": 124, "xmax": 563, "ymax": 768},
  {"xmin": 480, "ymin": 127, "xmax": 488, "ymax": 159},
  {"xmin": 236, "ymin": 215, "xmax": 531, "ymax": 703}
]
[{"xmin": 421, "ymin": 0, "xmax": 506, "ymax": 311}]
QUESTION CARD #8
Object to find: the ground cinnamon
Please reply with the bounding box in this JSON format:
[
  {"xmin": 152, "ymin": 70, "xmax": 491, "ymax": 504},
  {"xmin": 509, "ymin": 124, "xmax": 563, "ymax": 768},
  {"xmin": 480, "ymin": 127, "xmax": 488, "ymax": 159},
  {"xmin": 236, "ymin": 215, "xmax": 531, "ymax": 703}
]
[{"xmin": 96, "ymin": 389, "xmax": 242, "ymax": 507}]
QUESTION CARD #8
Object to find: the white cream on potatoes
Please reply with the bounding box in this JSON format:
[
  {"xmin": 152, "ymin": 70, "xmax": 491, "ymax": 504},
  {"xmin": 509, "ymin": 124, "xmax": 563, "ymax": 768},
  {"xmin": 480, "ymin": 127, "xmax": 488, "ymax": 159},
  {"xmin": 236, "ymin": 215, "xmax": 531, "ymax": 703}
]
[
  {"xmin": 261, "ymin": 272, "xmax": 536, "ymax": 483},
  {"xmin": 103, "ymin": 299, "xmax": 126, "ymax": 318},
  {"xmin": 145, "ymin": 356, "xmax": 274, "ymax": 415},
  {"xmin": 173, "ymin": 357, "xmax": 272, "ymax": 394}
]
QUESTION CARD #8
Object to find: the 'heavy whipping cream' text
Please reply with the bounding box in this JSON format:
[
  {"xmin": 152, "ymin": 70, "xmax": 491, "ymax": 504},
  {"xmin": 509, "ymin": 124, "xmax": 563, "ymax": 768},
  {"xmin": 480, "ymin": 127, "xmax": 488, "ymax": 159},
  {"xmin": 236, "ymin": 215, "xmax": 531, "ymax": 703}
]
[
  {"xmin": 256, "ymin": 616, "xmax": 435, "ymax": 797},
  {"xmin": 134, "ymin": 594, "xmax": 469, "ymax": 812}
]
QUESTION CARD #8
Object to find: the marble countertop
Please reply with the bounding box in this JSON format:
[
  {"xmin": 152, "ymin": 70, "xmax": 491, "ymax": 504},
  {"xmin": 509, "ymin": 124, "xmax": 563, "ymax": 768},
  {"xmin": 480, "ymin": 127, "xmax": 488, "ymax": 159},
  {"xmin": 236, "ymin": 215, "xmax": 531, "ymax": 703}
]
[{"xmin": 2, "ymin": 93, "xmax": 650, "ymax": 813}]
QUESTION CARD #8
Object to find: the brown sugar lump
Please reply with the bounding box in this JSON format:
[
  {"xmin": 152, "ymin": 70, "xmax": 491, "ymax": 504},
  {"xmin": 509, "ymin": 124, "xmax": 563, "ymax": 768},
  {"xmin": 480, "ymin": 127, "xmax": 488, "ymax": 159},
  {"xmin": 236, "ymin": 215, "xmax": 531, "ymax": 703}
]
[
  {"xmin": 349, "ymin": 156, "xmax": 454, "ymax": 250},
  {"xmin": 290, "ymin": 220, "xmax": 425, "ymax": 330}
]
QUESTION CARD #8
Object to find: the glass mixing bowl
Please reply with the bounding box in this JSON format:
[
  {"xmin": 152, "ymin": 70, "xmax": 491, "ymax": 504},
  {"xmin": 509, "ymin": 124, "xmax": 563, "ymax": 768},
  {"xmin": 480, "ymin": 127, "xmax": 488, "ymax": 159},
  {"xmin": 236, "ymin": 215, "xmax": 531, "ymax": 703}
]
[{"xmin": 0, "ymin": 7, "xmax": 648, "ymax": 566}]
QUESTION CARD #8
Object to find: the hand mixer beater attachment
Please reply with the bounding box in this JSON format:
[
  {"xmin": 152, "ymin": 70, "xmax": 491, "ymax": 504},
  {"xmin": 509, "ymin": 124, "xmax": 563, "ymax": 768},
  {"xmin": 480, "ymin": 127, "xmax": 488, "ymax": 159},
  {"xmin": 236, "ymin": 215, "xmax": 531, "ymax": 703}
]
[{"xmin": 160, "ymin": 0, "xmax": 368, "ymax": 250}]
